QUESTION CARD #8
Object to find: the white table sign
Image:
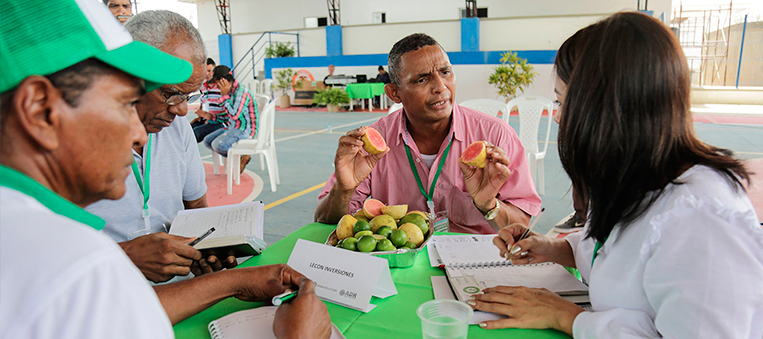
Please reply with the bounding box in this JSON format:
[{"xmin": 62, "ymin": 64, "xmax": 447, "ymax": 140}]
[{"xmin": 287, "ymin": 239, "xmax": 397, "ymax": 313}]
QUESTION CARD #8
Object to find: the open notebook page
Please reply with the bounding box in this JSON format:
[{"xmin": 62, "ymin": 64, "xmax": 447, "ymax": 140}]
[
  {"xmin": 430, "ymin": 234, "xmax": 504, "ymax": 267},
  {"xmin": 208, "ymin": 306, "xmax": 345, "ymax": 339},
  {"xmin": 170, "ymin": 201, "xmax": 264, "ymax": 240}
]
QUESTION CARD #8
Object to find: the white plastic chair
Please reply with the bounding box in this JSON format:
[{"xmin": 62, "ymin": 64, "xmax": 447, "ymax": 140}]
[
  {"xmin": 388, "ymin": 102, "xmax": 403, "ymax": 114},
  {"xmin": 253, "ymin": 94, "xmax": 270, "ymax": 171},
  {"xmin": 506, "ymin": 96, "xmax": 553, "ymax": 195},
  {"xmin": 254, "ymin": 94, "xmax": 270, "ymax": 112},
  {"xmin": 248, "ymin": 80, "xmax": 261, "ymax": 95},
  {"xmin": 260, "ymin": 79, "xmax": 273, "ymax": 97},
  {"xmin": 459, "ymin": 99, "xmax": 509, "ymax": 121},
  {"xmin": 213, "ymin": 100, "xmax": 279, "ymax": 194}
]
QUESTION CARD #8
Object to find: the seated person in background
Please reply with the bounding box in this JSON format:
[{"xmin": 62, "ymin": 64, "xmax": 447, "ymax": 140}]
[
  {"xmin": 471, "ymin": 12, "xmax": 763, "ymax": 338},
  {"xmin": 375, "ymin": 65, "xmax": 390, "ymax": 84},
  {"xmin": 199, "ymin": 65, "xmax": 258, "ymax": 173},
  {"xmin": 86, "ymin": 10, "xmax": 236, "ymax": 283},
  {"xmin": 191, "ymin": 57, "xmax": 226, "ymax": 143},
  {"xmin": 315, "ymin": 33, "xmax": 541, "ymax": 234},
  {"xmin": 373, "ymin": 65, "xmax": 391, "ymax": 107},
  {"xmin": 323, "ymin": 64, "xmax": 335, "ymax": 87},
  {"xmin": 0, "ymin": 1, "xmax": 330, "ymax": 338}
]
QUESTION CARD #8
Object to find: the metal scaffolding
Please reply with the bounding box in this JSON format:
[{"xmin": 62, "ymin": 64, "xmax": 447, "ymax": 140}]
[
  {"xmin": 672, "ymin": 1, "xmax": 734, "ymax": 86},
  {"xmin": 215, "ymin": 0, "xmax": 231, "ymax": 35},
  {"xmin": 327, "ymin": 0, "xmax": 340, "ymax": 25}
]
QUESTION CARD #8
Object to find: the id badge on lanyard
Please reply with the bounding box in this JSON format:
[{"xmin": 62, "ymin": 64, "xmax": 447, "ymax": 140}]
[{"xmin": 131, "ymin": 134, "xmax": 153, "ymax": 231}]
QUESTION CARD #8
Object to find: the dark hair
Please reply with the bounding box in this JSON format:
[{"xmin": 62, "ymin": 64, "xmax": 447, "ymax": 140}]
[
  {"xmin": 207, "ymin": 58, "xmax": 216, "ymax": 66},
  {"xmin": 1, "ymin": 59, "xmax": 125, "ymax": 131},
  {"xmin": 378, "ymin": 66, "xmax": 384, "ymax": 71},
  {"xmin": 554, "ymin": 26, "xmax": 595, "ymax": 85},
  {"xmin": 388, "ymin": 33, "xmax": 443, "ymax": 85},
  {"xmin": 210, "ymin": 65, "xmax": 234, "ymax": 82},
  {"xmin": 558, "ymin": 12, "xmax": 749, "ymax": 243}
]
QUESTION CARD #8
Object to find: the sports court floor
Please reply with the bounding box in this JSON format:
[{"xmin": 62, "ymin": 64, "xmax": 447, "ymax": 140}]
[{"xmin": 191, "ymin": 105, "xmax": 763, "ymax": 247}]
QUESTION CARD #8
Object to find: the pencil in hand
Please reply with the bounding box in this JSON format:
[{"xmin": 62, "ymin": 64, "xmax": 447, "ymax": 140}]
[{"xmin": 505, "ymin": 208, "xmax": 545, "ymax": 261}]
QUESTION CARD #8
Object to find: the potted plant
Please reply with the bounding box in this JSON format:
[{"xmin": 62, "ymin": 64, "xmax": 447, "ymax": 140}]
[
  {"xmin": 488, "ymin": 51, "xmax": 538, "ymax": 102},
  {"xmin": 274, "ymin": 68, "xmax": 301, "ymax": 108},
  {"xmin": 265, "ymin": 41, "xmax": 296, "ymax": 58},
  {"xmin": 313, "ymin": 88, "xmax": 350, "ymax": 112}
]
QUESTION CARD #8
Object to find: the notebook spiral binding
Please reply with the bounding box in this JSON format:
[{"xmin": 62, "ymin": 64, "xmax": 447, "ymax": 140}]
[
  {"xmin": 208, "ymin": 322, "xmax": 222, "ymax": 339},
  {"xmin": 447, "ymin": 261, "xmax": 552, "ymax": 269}
]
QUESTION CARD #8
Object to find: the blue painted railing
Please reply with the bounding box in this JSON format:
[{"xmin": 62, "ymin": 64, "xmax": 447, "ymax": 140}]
[{"xmin": 232, "ymin": 31, "xmax": 299, "ymax": 82}]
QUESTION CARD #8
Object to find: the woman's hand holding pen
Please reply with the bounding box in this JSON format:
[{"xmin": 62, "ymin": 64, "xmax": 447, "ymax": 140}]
[
  {"xmin": 493, "ymin": 224, "xmax": 575, "ymax": 267},
  {"xmin": 475, "ymin": 223, "xmax": 583, "ymax": 335}
]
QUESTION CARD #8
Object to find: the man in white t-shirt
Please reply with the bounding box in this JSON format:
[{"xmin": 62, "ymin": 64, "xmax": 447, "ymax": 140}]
[{"xmin": 0, "ymin": 1, "xmax": 331, "ymax": 338}]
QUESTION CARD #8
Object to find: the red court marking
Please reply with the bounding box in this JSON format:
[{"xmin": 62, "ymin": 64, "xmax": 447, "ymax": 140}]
[
  {"xmin": 692, "ymin": 114, "xmax": 763, "ymax": 125},
  {"xmin": 744, "ymin": 159, "xmax": 763, "ymax": 222},
  {"xmin": 203, "ymin": 162, "xmax": 255, "ymax": 207}
]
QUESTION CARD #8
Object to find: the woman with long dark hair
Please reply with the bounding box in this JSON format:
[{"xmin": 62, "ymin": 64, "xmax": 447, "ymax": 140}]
[{"xmin": 468, "ymin": 12, "xmax": 763, "ymax": 337}]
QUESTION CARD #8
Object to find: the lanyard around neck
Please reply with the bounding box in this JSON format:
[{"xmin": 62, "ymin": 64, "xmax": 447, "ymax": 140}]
[
  {"xmin": 404, "ymin": 132, "xmax": 453, "ymax": 209},
  {"xmin": 591, "ymin": 238, "xmax": 607, "ymax": 268},
  {"xmin": 131, "ymin": 134, "xmax": 153, "ymax": 227}
]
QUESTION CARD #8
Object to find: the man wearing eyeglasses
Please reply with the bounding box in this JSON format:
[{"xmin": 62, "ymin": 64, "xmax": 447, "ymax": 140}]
[
  {"xmin": 103, "ymin": 0, "xmax": 132, "ymax": 24},
  {"xmin": 87, "ymin": 10, "xmax": 237, "ymax": 283}
]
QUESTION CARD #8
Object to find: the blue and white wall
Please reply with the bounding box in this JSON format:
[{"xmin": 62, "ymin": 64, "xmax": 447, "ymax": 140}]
[{"xmin": 192, "ymin": 0, "xmax": 672, "ymax": 102}]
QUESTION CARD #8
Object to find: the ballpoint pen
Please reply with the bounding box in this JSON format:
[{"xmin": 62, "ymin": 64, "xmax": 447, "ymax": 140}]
[
  {"xmin": 188, "ymin": 227, "xmax": 216, "ymax": 247},
  {"xmin": 272, "ymin": 290, "xmax": 298, "ymax": 306},
  {"xmin": 505, "ymin": 208, "xmax": 545, "ymax": 259}
]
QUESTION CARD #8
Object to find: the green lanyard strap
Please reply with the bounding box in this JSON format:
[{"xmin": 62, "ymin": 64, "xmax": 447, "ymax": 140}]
[
  {"xmin": 591, "ymin": 237, "xmax": 607, "ymax": 268},
  {"xmin": 404, "ymin": 134, "xmax": 453, "ymax": 202},
  {"xmin": 131, "ymin": 134, "xmax": 153, "ymax": 212}
]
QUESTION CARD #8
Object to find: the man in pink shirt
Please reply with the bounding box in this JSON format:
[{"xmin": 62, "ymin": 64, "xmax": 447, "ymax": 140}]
[{"xmin": 315, "ymin": 33, "xmax": 541, "ymax": 234}]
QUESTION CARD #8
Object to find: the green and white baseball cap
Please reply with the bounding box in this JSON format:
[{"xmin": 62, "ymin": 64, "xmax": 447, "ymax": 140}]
[{"xmin": 0, "ymin": 0, "xmax": 192, "ymax": 93}]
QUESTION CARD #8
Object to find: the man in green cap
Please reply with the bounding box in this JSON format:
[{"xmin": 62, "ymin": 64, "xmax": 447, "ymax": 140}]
[{"xmin": 0, "ymin": 1, "xmax": 331, "ymax": 338}]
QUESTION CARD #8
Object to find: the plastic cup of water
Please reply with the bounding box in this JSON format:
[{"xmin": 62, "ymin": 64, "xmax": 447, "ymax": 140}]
[{"xmin": 417, "ymin": 300, "xmax": 473, "ymax": 339}]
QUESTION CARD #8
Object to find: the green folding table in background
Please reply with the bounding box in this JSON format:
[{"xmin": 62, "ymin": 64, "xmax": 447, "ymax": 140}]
[{"xmin": 345, "ymin": 83, "xmax": 387, "ymax": 112}]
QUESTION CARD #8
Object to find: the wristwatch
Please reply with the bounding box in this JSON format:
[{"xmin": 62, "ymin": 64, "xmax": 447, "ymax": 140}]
[{"xmin": 481, "ymin": 198, "xmax": 501, "ymax": 221}]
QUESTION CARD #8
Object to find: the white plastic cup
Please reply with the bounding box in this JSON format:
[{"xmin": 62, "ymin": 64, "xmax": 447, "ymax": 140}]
[
  {"xmin": 417, "ymin": 300, "xmax": 473, "ymax": 339},
  {"xmin": 202, "ymin": 102, "xmax": 210, "ymax": 112}
]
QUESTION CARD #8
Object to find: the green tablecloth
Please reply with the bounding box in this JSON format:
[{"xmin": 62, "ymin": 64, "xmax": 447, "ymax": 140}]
[
  {"xmin": 173, "ymin": 223, "xmax": 570, "ymax": 339},
  {"xmin": 345, "ymin": 83, "xmax": 385, "ymax": 99}
]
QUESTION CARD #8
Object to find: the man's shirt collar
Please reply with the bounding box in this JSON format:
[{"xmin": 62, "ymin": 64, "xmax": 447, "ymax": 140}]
[{"xmin": 0, "ymin": 165, "xmax": 106, "ymax": 230}]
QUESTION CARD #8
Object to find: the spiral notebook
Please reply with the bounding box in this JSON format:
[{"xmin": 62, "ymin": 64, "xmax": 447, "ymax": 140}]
[
  {"xmin": 208, "ymin": 306, "xmax": 346, "ymax": 339},
  {"xmin": 430, "ymin": 235, "xmax": 589, "ymax": 303}
]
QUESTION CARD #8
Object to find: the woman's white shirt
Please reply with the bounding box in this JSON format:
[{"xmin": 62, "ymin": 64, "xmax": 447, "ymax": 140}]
[{"xmin": 566, "ymin": 165, "xmax": 763, "ymax": 338}]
